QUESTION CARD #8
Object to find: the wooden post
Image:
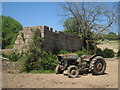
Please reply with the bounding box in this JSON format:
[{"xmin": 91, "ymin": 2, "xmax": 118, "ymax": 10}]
[
  {"xmin": 86, "ymin": 40, "xmax": 89, "ymax": 55},
  {"xmin": 86, "ymin": 40, "xmax": 97, "ymax": 55}
]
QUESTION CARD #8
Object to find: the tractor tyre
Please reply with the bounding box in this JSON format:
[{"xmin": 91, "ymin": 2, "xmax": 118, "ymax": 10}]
[
  {"xmin": 55, "ymin": 65, "xmax": 63, "ymax": 74},
  {"xmin": 90, "ymin": 56, "xmax": 106, "ymax": 75},
  {"xmin": 67, "ymin": 65, "xmax": 79, "ymax": 78}
]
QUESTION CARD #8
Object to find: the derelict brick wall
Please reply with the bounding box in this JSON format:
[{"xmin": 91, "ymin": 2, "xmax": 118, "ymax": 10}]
[{"xmin": 43, "ymin": 26, "xmax": 83, "ymax": 52}]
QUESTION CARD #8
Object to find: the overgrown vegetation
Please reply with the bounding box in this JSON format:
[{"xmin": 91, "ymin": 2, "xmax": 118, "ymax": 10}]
[
  {"xmin": 2, "ymin": 15, "xmax": 22, "ymax": 49},
  {"xmin": 2, "ymin": 52, "xmax": 21, "ymax": 62},
  {"xmin": 96, "ymin": 48, "xmax": 115, "ymax": 58},
  {"xmin": 102, "ymin": 48, "xmax": 115, "ymax": 58},
  {"xmin": 96, "ymin": 48, "xmax": 103, "ymax": 56},
  {"xmin": 21, "ymin": 48, "xmax": 58, "ymax": 72},
  {"xmin": 3, "ymin": 47, "xmax": 115, "ymax": 73},
  {"xmin": 59, "ymin": 48, "xmax": 115, "ymax": 58},
  {"xmin": 59, "ymin": 47, "xmax": 86, "ymax": 56}
]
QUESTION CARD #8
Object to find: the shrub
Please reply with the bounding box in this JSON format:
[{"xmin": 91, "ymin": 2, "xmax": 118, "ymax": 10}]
[
  {"xmin": 96, "ymin": 48, "xmax": 103, "ymax": 56},
  {"xmin": 76, "ymin": 50, "xmax": 86, "ymax": 56},
  {"xmin": 52, "ymin": 47, "xmax": 60, "ymax": 55},
  {"xmin": 2, "ymin": 52, "xmax": 21, "ymax": 62},
  {"xmin": 59, "ymin": 47, "xmax": 86, "ymax": 56},
  {"xmin": 81, "ymin": 47, "xmax": 86, "ymax": 53},
  {"xmin": 76, "ymin": 47, "xmax": 86, "ymax": 56},
  {"xmin": 102, "ymin": 48, "xmax": 115, "ymax": 58},
  {"xmin": 96, "ymin": 48, "xmax": 115, "ymax": 58},
  {"xmin": 59, "ymin": 50, "xmax": 70, "ymax": 54},
  {"xmin": 117, "ymin": 49, "xmax": 120, "ymax": 57},
  {"xmin": 21, "ymin": 47, "xmax": 58, "ymax": 72}
]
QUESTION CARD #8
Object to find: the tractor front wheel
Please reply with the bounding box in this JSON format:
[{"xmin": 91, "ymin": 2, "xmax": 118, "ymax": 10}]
[{"xmin": 67, "ymin": 65, "xmax": 79, "ymax": 78}]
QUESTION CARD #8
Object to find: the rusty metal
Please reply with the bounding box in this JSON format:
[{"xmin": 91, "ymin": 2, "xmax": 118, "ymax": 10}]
[
  {"xmin": 86, "ymin": 40, "xmax": 97, "ymax": 55},
  {"xmin": 58, "ymin": 54, "xmax": 78, "ymax": 56},
  {"xmin": 58, "ymin": 54, "xmax": 78, "ymax": 60}
]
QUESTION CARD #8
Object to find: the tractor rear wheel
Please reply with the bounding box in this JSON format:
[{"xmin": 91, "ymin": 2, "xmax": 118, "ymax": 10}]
[
  {"xmin": 67, "ymin": 65, "xmax": 79, "ymax": 78},
  {"xmin": 90, "ymin": 56, "xmax": 106, "ymax": 75}
]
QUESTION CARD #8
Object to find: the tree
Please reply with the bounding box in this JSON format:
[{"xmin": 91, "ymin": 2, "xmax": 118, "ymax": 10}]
[
  {"xmin": 63, "ymin": 17, "xmax": 93, "ymax": 40},
  {"xmin": 2, "ymin": 16, "xmax": 23, "ymax": 49},
  {"xmin": 107, "ymin": 32, "xmax": 118, "ymax": 40},
  {"xmin": 59, "ymin": 2, "xmax": 117, "ymax": 39}
]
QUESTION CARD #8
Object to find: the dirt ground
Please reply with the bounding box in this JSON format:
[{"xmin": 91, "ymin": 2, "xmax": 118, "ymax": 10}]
[{"xmin": 2, "ymin": 58, "xmax": 118, "ymax": 88}]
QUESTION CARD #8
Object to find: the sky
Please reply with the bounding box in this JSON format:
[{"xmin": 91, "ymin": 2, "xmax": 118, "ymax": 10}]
[
  {"xmin": 2, "ymin": 2, "xmax": 118, "ymax": 33},
  {"xmin": 2, "ymin": 2, "xmax": 64, "ymax": 31}
]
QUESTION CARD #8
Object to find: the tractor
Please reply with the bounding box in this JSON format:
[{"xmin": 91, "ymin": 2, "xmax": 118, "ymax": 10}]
[{"xmin": 55, "ymin": 40, "xmax": 106, "ymax": 78}]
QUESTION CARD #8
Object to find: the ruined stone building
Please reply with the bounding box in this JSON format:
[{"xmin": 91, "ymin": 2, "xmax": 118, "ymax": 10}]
[{"xmin": 13, "ymin": 25, "xmax": 84, "ymax": 53}]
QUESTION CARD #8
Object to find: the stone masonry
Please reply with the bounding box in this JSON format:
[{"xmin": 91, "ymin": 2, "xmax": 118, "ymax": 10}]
[{"xmin": 13, "ymin": 25, "xmax": 84, "ymax": 53}]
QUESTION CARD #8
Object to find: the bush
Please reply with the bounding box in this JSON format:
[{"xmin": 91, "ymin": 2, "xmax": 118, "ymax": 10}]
[
  {"xmin": 96, "ymin": 48, "xmax": 103, "ymax": 56},
  {"xmin": 59, "ymin": 47, "xmax": 86, "ymax": 56},
  {"xmin": 2, "ymin": 52, "xmax": 21, "ymax": 62},
  {"xmin": 52, "ymin": 47, "xmax": 60, "ymax": 55},
  {"xmin": 102, "ymin": 48, "xmax": 115, "ymax": 58},
  {"xmin": 59, "ymin": 50, "xmax": 71, "ymax": 54},
  {"xmin": 96, "ymin": 48, "xmax": 115, "ymax": 58},
  {"xmin": 21, "ymin": 47, "xmax": 58, "ymax": 72},
  {"xmin": 117, "ymin": 49, "xmax": 120, "ymax": 57},
  {"xmin": 76, "ymin": 50, "xmax": 86, "ymax": 56}
]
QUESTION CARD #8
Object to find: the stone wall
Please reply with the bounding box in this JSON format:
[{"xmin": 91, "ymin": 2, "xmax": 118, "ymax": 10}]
[
  {"xmin": 13, "ymin": 25, "xmax": 84, "ymax": 53},
  {"xmin": 13, "ymin": 29, "xmax": 34, "ymax": 53},
  {"xmin": 43, "ymin": 26, "xmax": 83, "ymax": 52}
]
